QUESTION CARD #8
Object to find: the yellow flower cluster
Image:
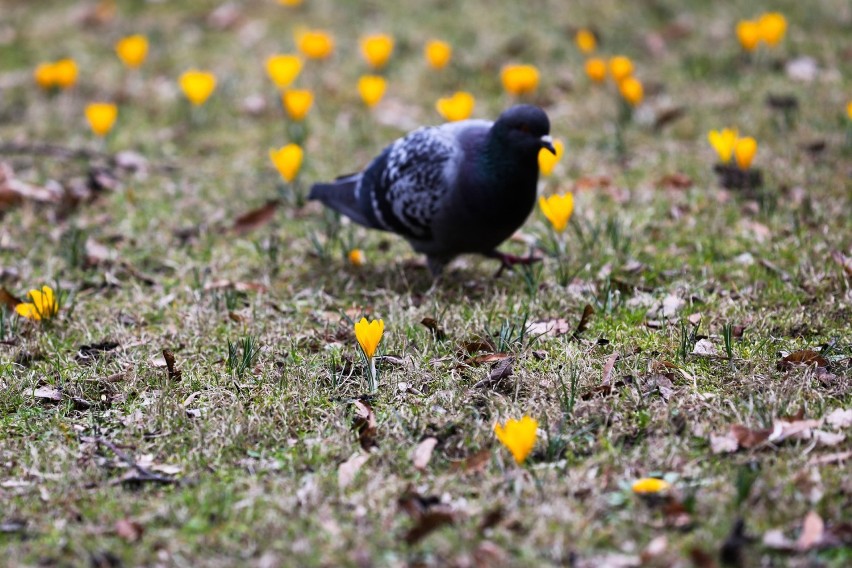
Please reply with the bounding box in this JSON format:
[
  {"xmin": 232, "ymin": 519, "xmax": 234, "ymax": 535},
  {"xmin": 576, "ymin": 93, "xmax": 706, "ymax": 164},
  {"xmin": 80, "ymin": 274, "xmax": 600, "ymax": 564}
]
[
  {"xmin": 33, "ymin": 59, "xmax": 78, "ymax": 90},
  {"xmin": 584, "ymin": 54, "xmax": 643, "ymax": 107},
  {"xmin": 737, "ymin": 12, "xmax": 787, "ymax": 52},
  {"xmin": 15, "ymin": 286, "xmax": 59, "ymax": 321},
  {"xmin": 708, "ymin": 128, "xmax": 758, "ymax": 170}
]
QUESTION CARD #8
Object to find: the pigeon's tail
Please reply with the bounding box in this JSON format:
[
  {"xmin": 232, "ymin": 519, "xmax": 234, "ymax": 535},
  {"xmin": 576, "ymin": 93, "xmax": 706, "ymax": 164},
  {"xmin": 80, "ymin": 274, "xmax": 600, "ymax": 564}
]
[{"xmin": 308, "ymin": 175, "xmax": 372, "ymax": 228}]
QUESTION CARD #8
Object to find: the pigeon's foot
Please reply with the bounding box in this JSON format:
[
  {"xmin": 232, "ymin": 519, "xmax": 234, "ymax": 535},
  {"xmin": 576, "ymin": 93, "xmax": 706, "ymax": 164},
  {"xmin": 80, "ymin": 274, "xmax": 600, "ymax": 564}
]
[{"xmin": 488, "ymin": 251, "xmax": 542, "ymax": 278}]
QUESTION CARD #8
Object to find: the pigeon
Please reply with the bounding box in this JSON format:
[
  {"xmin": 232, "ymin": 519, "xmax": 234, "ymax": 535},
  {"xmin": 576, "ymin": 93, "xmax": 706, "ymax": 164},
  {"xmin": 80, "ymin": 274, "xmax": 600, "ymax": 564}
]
[{"xmin": 309, "ymin": 104, "xmax": 555, "ymax": 277}]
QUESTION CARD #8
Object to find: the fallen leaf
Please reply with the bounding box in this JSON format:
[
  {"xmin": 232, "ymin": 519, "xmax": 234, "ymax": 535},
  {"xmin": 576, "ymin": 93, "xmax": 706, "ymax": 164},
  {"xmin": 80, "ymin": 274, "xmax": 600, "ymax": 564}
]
[
  {"xmin": 352, "ymin": 400, "xmax": 378, "ymax": 451},
  {"xmin": 33, "ymin": 386, "xmax": 62, "ymax": 403},
  {"xmin": 691, "ymin": 338, "xmax": 718, "ymax": 357},
  {"xmin": 572, "ymin": 304, "xmax": 595, "ymax": 340},
  {"xmin": 114, "ymin": 519, "xmax": 144, "ymax": 542},
  {"xmin": 526, "ymin": 318, "xmax": 570, "ymax": 337},
  {"xmin": 412, "ymin": 437, "xmax": 438, "ymax": 471},
  {"xmin": 657, "ymin": 172, "xmax": 692, "ymax": 189},
  {"xmin": 232, "ymin": 200, "xmax": 279, "ymax": 235},
  {"xmin": 420, "ymin": 317, "xmax": 446, "ymax": 340},
  {"xmin": 338, "ymin": 452, "xmax": 369, "ymax": 490},
  {"xmin": 0, "ymin": 286, "xmax": 21, "ymax": 310},
  {"xmin": 601, "ymin": 352, "xmax": 619, "ymax": 385},
  {"xmin": 461, "ymin": 338, "xmax": 496, "ymax": 354},
  {"xmin": 75, "ymin": 341, "xmax": 120, "ymax": 365},
  {"xmin": 731, "ymin": 424, "xmax": 772, "ymax": 449},
  {"xmin": 768, "ymin": 419, "xmax": 822, "ymax": 444},
  {"xmin": 450, "ymin": 448, "xmax": 491, "ymax": 474},
  {"xmin": 762, "ymin": 529, "xmax": 795, "ymax": 551},
  {"xmin": 653, "ymin": 107, "xmax": 687, "ymax": 131},
  {"xmin": 204, "ymin": 280, "xmax": 268, "ymax": 293},
  {"xmin": 163, "ymin": 349, "xmax": 182, "ymax": 381},
  {"xmin": 825, "ymin": 408, "xmax": 852, "ymax": 429},
  {"xmin": 403, "ymin": 508, "xmax": 455, "ymax": 545},
  {"xmin": 465, "ymin": 352, "xmax": 510, "ymax": 366},
  {"xmin": 710, "ymin": 431, "xmax": 740, "ymax": 454},
  {"xmin": 777, "ymin": 349, "xmax": 828, "ymax": 370},
  {"xmin": 807, "ymin": 450, "xmax": 852, "ymax": 466},
  {"xmin": 796, "ymin": 511, "xmax": 824, "ymax": 552},
  {"xmin": 813, "ymin": 430, "xmax": 846, "ymax": 447}
]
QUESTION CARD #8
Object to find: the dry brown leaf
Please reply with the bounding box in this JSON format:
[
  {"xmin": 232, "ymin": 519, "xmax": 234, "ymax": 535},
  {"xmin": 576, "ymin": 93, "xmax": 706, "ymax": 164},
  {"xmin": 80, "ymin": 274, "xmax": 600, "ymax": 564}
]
[
  {"xmin": 232, "ymin": 200, "xmax": 279, "ymax": 235},
  {"xmin": 338, "ymin": 452, "xmax": 369, "ymax": 490},
  {"xmin": 777, "ymin": 349, "xmax": 828, "ymax": 370},
  {"xmin": 412, "ymin": 437, "xmax": 438, "ymax": 471},
  {"xmin": 731, "ymin": 424, "xmax": 772, "ymax": 449},
  {"xmin": 657, "ymin": 172, "xmax": 692, "ymax": 189},
  {"xmin": 573, "ymin": 304, "xmax": 595, "ymax": 339},
  {"xmin": 420, "ymin": 317, "xmax": 446, "ymax": 340},
  {"xmin": 460, "ymin": 338, "xmax": 495, "ymax": 354},
  {"xmin": 404, "ymin": 508, "xmax": 455, "ymax": 545},
  {"xmin": 450, "ymin": 448, "xmax": 491, "ymax": 475},
  {"xmin": 0, "ymin": 286, "xmax": 21, "ymax": 310},
  {"xmin": 601, "ymin": 352, "xmax": 619, "ymax": 385},
  {"xmin": 33, "ymin": 386, "xmax": 62, "ymax": 403},
  {"xmin": 114, "ymin": 519, "xmax": 144, "ymax": 543},
  {"xmin": 163, "ymin": 349, "xmax": 182, "ymax": 381},
  {"xmin": 796, "ymin": 511, "xmax": 825, "ymax": 552},
  {"xmin": 768, "ymin": 418, "xmax": 822, "ymax": 443},
  {"xmin": 526, "ymin": 318, "xmax": 570, "ymax": 337},
  {"xmin": 825, "ymin": 408, "xmax": 852, "ymax": 429},
  {"xmin": 465, "ymin": 352, "xmax": 510, "ymax": 365},
  {"xmin": 352, "ymin": 400, "xmax": 378, "ymax": 451}
]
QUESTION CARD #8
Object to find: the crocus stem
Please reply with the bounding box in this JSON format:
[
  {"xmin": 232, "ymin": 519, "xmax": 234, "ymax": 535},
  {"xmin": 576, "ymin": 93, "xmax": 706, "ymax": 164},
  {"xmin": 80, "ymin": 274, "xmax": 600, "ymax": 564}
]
[{"xmin": 368, "ymin": 356, "xmax": 377, "ymax": 392}]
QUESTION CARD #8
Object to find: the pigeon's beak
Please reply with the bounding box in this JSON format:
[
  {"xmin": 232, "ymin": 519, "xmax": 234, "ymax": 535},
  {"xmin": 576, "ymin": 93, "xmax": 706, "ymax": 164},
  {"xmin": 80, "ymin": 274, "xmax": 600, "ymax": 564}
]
[{"xmin": 540, "ymin": 135, "xmax": 556, "ymax": 155}]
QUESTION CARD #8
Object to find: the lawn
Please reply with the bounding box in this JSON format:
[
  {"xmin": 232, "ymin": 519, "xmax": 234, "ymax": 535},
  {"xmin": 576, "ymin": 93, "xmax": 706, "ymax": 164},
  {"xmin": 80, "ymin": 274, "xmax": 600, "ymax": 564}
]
[{"xmin": 1, "ymin": 1, "xmax": 851, "ymax": 566}]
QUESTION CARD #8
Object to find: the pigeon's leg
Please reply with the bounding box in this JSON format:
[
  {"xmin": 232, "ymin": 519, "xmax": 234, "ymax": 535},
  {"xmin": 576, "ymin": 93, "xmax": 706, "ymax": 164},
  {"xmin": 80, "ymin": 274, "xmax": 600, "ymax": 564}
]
[{"xmin": 487, "ymin": 250, "xmax": 542, "ymax": 278}]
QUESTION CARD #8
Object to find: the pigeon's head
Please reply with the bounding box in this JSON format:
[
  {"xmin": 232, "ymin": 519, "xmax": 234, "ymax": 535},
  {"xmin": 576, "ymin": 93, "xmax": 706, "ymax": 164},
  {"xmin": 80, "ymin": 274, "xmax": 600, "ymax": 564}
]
[{"xmin": 494, "ymin": 105, "xmax": 555, "ymax": 156}]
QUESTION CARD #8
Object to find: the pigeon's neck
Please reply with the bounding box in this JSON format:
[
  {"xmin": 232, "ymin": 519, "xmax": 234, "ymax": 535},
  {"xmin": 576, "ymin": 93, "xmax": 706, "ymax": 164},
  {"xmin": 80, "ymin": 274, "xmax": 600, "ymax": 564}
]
[{"xmin": 481, "ymin": 135, "xmax": 540, "ymax": 190}]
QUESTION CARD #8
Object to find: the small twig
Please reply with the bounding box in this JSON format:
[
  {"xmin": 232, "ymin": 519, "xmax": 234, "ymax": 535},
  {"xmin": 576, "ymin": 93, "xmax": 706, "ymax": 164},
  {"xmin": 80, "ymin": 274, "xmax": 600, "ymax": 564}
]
[{"xmin": 84, "ymin": 436, "xmax": 177, "ymax": 484}]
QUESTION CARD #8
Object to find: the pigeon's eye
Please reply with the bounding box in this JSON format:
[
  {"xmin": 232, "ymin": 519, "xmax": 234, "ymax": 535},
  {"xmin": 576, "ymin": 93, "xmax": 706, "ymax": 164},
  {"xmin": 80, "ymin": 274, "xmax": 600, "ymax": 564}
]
[{"xmin": 518, "ymin": 123, "xmax": 530, "ymax": 133}]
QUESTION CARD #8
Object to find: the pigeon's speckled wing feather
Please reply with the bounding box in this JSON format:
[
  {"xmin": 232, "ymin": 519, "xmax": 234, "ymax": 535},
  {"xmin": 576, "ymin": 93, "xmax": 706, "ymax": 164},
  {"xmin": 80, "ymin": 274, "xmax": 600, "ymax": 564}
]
[{"xmin": 358, "ymin": 120, "xmax": 490, "ymax": 240}]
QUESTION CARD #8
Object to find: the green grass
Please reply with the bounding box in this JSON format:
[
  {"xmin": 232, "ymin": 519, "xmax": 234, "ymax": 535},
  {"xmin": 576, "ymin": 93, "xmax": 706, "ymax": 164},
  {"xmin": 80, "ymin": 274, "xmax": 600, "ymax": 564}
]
[{"xmin": 1, "ymin": 0, "xmax": 851, "ymax": 566}]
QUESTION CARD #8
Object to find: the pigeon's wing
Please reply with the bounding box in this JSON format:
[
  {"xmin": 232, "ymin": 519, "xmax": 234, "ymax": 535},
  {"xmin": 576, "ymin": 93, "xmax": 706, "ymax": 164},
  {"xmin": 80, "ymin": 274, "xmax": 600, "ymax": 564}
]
[{"xmin": 359, "ymin": 120, "xmax": 490, "ymax": 241}]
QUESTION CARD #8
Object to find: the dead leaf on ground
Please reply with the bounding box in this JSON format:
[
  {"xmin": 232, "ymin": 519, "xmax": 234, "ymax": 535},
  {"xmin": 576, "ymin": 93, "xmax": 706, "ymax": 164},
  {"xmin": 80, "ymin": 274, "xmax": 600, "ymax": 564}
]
[
  {"xmin": 351, "ymin": 399, "xmax": 378, "ymax": 451},
  {"xmin": 204, "ymin": 279, "xmax": 268, "ymax": 293},
  {"xmin": 473, "ymin": 357, "xmax": 514, "ymax": 389},
  {"xmin": 825, "ymin": 408, "xmax": 852, "ymax": 429},
  {"xmin": 526, "ymin": 318, "xmax": 570, "ymax": 337},
  {"xmin": 163, "ymin": 349, "xmax": 182, "ymax": 381},
  {"xmin": 398, "ymin": 488, "xmax": 456, "ymax": 545},
  {"xmin": 657, "ymin": 172, "xmax": 692, "ymax": 189},
  {"xmin": 450, "ymin": 448, "xmax": 491, "ymax": 475},
  {"xmin": 465, "ymin": 352, "xmax": 510, "ymax": 366},
  {"xmin": 337, "ymin": 452, "xmax": 369, "ymax": 490},
  {"xmin": 420, "ymin": 317, "xmax": 446, "ymax": 340},
  {"xmin": 412, "ymin": 437, "xmax": 438, "ymax": 471},
  {"xmin": 691, "ymin": 338, "xmax": 718, "ymax": 357},
  {"xmin": 601, "ymin": 352, "xmax": 619, "ymax": 385},
  {"xmin": 807, "ymin": 450, "xmax": 852, "ymax": 466},
  {"xmin": 75, "ymin": 341, "xmax": 120, "ymax": 365},
  {"xmin": 114, "ymin": 518, "xmax": 144, "ymax": 542},
  {"xmin": 232, "ymin": 200, "xmax": 279, "ymax": 235},
  {"xmin": 777, "ymin": 349, "xmax": 828, "ymax": 370},
  {"xmin": 796, "ymin": 511, "xmax": 825, "ymax": 552},
  {"xmin": 573, "ymin": 304, "xmax": 595, "ymax": 340},
  {"xmin": 0, "ymin": 286, "xmax": 21, "ymax": 310},
  {"xmin": 460, "ymin": 338, "xmax": 496, "ymax": 355}
]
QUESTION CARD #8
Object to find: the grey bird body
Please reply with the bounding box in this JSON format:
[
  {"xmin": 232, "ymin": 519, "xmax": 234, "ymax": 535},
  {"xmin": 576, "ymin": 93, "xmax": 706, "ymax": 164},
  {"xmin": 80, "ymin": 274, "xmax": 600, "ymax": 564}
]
[{"xmin": 309, "ymin": 105, "xmax": 554, "ymax": 276}]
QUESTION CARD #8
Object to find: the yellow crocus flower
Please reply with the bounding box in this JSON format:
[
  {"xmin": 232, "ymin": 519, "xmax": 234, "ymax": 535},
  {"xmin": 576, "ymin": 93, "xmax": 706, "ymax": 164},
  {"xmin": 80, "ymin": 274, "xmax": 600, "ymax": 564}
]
[
  {"xmin": 265, "ymin": 54, "xmax": 302, "ymax": 90},
  {"xmin": 758, "ymin": 12, "xmax": 787, "ymax": 47},
  {"xmin": 360, "ymin": 34, "xmax": 394, "ymax": 69},
  {"xmin": 269, "ymin": 144, "xmax": 304, "ymax": 183},
  {"xmin": 501, "ymin": 64, "xmax": 540, "ymax": 96},
  {"xmin": 424, "ymin": 39, "xmax": 452, "ymax": 70},
  {"xmin": 734, "ymin": 136, "xmax": 757, "ymax": 170},
  {"xmin": 358, "ymin": 75, "xmax": 386, "ymax": 108},
  {"xmin": 584, "ymin": 58, "xmax": 607, "ymax": 83},
  {"xmin": 52, "ymin": 59, "xmax": 78, "ymax": 89},
  {"xmin": 575, "ymin": 29, "xmax": 596, "ymax": 54},
  {"xmin": 115, "ymin": 34, "xmax": 149, "ymax": 69},
  {"xmin": 538, "ymin": 193, "xmax": 574, "ymax": 233},
  {"xmin": 736, "ymin": 20, "xmax": 761, "ymax": 52},
  {"xmin": 494, "ymin": 416, "xmax": 538, "ymax": 465},
  {"xmin": 435, "ymin": 91, "xmax": 475, "ymax": 122},
  {"xmin": 618, "ymin": 76, "xmax": 643, "ymax": 107},
  {"xmin": 85, "ymin": 103, "xmax": 118, "ymax": 137},
  {"xmin": 608, "ymin": 55, "xmax": 634, "ymax": 82},
  {"xmin": 295, "ymin": 29, "xmax": 334, "ymax": 60},
  {"xmin": 354, "ymin": 317, "xmax": 384, "ymax": 359},
  {"xmin": 179, "ymin": 70, "xmax": 216, "ymax": 106},
  {"xmin": 281, "ymin": 89, "xmax": 314, "ymax": 121},
  {"xmin": 15, "ymin": 285, "xmax": 59, "ymax": 321},
  {"xmin": 538, "ymin": 139, "xmax": 564, "ymax": 177},
  {"xmin": 632, "ymin": 477, "xmax": 671, "ymax": 495},
  {"xmin": 707, "ymin": 128, "xmax": 738, "ymax": 164}
]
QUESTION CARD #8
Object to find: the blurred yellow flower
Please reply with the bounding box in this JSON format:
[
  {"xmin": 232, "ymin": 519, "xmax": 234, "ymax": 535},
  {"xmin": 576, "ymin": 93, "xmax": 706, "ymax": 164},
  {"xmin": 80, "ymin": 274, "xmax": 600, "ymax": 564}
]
[
  {"xmin": 269, "ymin": 144, "xmax": 303, "ymax": 183},
  {"xmin": 632, "ymin": 477, "xmax": 670, "ymax": 495},
  {"xmin": 281, "ymin": 89, "xmax": 314, "ymax": 121},
  {"xmin": 278, "ymin": 0, "xmax": 302, "ymax": 5},
  {"xmin": 52, "ymin": 59, "xmax": 78, "ymax": 89},
  {"xmin": 348, "ymin": 249, "xmax": 365, "ymax": 267},
  {"xmin": 358, "ymin": 75, "xmax": 386, "ymax": 108},
  {"xmin": 179, "ymin": 70, "xmax": 216, "ymax": 106},
  {"xmin": 494, "ymin": 416, "xmax": 538, "ymax": 465},
  {"xmin": 500, "ymin": 64, "xmax": 539, "ymax": 96},
  {"xmin": 34, "ymin": 63, "xmax": 56, "ymax": 90},
  {"xmin": 115, "ymin": 34, "xmax": 148, "ymax": 69},
  {"xmin": 15, "ymin": 285, "xmax": 59, "ymax": 321},
  {"xmin": 734, "ymin": 136, "xmax": 757, "ymax": 170},
  {"xmin": 736, "ymin": 20, "xmax": 760, "ymax": 52},
  {"xmin": 424, "ymin": 39, "xmax": 452, "ymax": 69},
  {"xmin": 618, "ymin": 76, "xmax": 643, "ymax": 106},
  {"xmin": 354, "ymin": 317, "xmax": 384, "ymax": 359},
  {"xmin": 847, "ymin": 100, "xmax": 852, "ymax": 120},
  {"xmin": 85, "ymin": 103, "xmax": 118, "ymax": 137},
  {"xmin": 360, "ymin": 33, "xmax": 394, "ymax": 69},
  {"xmin": 538, "ymin": 139, "xmax": 564, "ymax": 176},
  {"xmin": 758, "ymin": 12, "xmax": 787, "ymax": 46},
  {"xmin": 435, "ymin": 91, "xmax": 475, "ymax": 122},
  {"xmin": 608, "ymin": 56, "xmax": 634, "ymax": 82},
  {"xmin": 584, "ymin": 58, "xmax": 607, "ymax": 83},
  {"xmin": 707, "ymin": 128, "xmax": 738, "ymax": 164},
  {"xmin": 538, "ymin": 193, "xmax": 574, "ymax": 233},
  {"xmin": 575, "ymin": 28, "xmax": 596, "ymax": 54},
  {"xmin": 296, "ymin": 29, "xmax": 334, "ymax": 60},
  {"xmin": 265, "ymin": 54, "xmax": 302, "ymax": 89}
]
